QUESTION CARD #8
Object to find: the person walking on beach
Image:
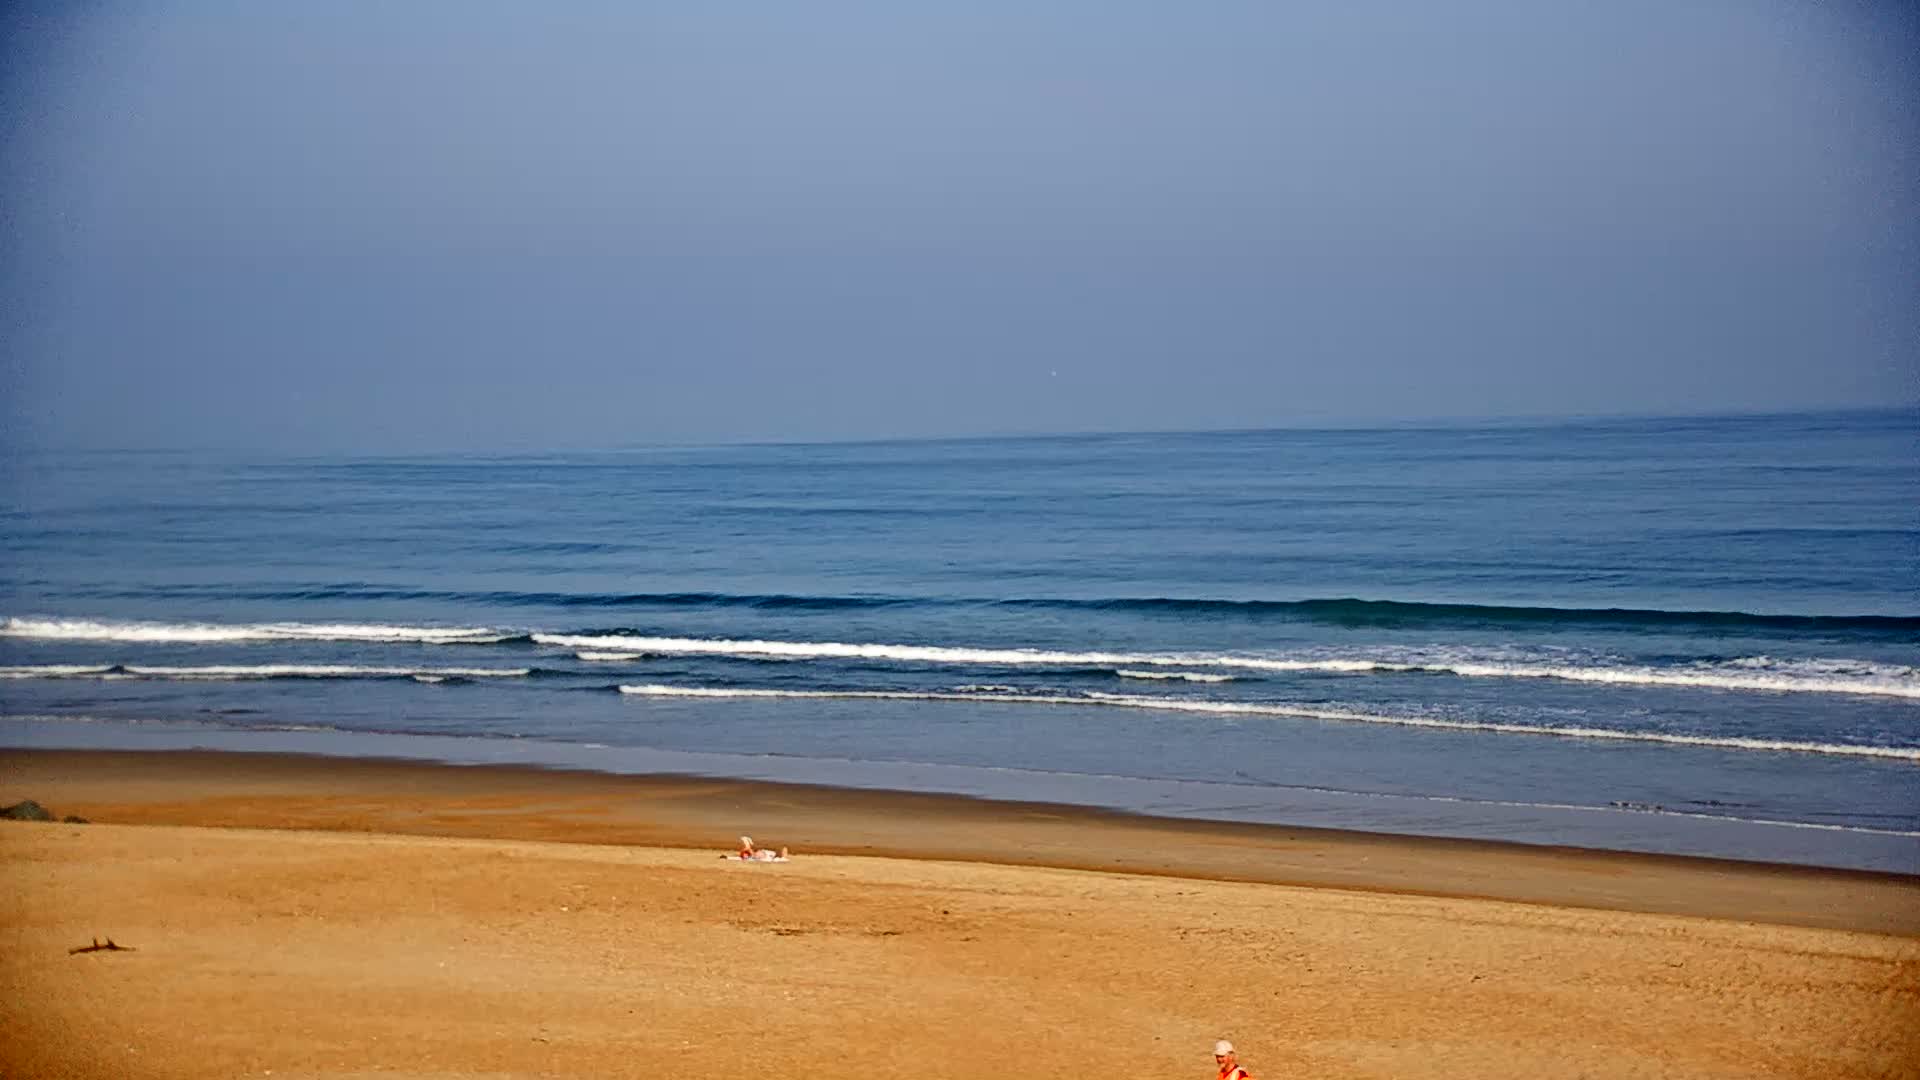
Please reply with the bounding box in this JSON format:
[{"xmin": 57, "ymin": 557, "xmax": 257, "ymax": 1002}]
[{"xmin": 1213, "ymin": 1039, "xmax": 1253, "ymax": 1080}]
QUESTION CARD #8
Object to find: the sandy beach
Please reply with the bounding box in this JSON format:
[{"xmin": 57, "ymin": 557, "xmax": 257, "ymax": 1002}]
[{"xmin": 2, "ymin": 749, "xmax": 1916, "ymax": 1079}]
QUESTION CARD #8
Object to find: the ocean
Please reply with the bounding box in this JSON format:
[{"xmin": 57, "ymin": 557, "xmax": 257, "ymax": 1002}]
[{"xmin": 3, "ymin": 408, "xmax": 1915, "ymax": 871}]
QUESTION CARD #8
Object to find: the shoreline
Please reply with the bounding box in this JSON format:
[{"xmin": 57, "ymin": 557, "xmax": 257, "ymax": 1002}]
[
  {"xmin": 5, "ymin": 747, "xmax": 1916, "ymax": 936},
  {"xmin": 6, "ymin": 718, "xmax": 1916, "ymax": 875}
]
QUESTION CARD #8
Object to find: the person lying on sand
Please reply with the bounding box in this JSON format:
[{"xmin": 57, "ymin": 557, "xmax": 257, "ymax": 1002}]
[{"xmin": 735, "ymin": 835, "xmax": 790, "ymax": 862}]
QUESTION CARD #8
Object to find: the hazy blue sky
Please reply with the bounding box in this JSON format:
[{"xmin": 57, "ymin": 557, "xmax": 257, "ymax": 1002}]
[{"xmin": 3, "ymin": 1, "xmax": 1915, "ymax": 450}]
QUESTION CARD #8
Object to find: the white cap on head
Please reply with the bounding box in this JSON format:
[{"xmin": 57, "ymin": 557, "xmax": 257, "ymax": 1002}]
[{"xmin": 1214, "ymin": 1040, "xmax": 1234, "ymax": 1056}]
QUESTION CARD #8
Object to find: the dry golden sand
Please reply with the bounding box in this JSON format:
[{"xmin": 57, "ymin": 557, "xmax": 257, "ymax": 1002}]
[{"xmin": 2, "ymin": 749, "xmax": 1917, "ymax": 1079}]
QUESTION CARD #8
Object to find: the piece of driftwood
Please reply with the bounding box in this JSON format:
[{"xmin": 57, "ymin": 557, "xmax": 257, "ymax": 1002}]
[{"xmin": 69, "ymin": 937, "xmax": 135, "ymax": 955}]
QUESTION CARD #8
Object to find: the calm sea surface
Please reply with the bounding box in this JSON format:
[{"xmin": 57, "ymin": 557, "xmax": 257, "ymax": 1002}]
[{"xmin": 3, "ymin": 409, "xmax": 1915, "ymax": 869}]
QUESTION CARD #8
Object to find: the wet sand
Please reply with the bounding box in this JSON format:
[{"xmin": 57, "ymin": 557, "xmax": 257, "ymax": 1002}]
[{"xmin": 3, "ymin": 748, "xmax": 1916, "ymax": 1078}]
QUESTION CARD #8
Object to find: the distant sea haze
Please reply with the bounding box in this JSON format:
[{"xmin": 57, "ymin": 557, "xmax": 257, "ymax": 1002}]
[{"xmin": 3, "ymin": 409, "xmax": 1915, "ymax": 870}]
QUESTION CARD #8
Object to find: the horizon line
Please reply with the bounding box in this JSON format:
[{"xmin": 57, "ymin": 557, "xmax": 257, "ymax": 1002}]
[{"xmin": 7, "ymin": 402, "xmax": 1913, "ymax": 458}]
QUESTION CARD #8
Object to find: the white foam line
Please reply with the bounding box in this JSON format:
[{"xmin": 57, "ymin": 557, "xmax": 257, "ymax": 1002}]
[
  {"xmin": 1117, "ymin": 669, "xmax": 1236, "ymax": 683},
  {"xmin": 120, "ymin": 665, "xmax": 532, "ymax": 680},
  {"xmin": 617, "ymin": 684, "xmax": 1920, "ymax": 762},
  {"xmin": 545, "ymin": 633, "xmax": 1180, "ymax": 668},
  {"xmin": 0, "ymin": 712, "xmax": 344, "ymax": 733},
  {"xmin": 2, "ymin": 616, "xmax": 512, "ymax": 645},
  {"xmin": 1075, "ymin": 691, "xmax": 1920, "ymax": 760},
  {"xmin": 1432, "ymin": 661, "xmax": 1920, "ymax": 699},
  {"xmin": 576, "ymin": 651, "xmax": 647, "ymax": 662},
  {"xmin": 547, "ymin": 633, "xmax": 1920, "ymax": 698},
  {"xmin": 1411, "ymin": 792, "xmax": 1920, "ymax": 838}
]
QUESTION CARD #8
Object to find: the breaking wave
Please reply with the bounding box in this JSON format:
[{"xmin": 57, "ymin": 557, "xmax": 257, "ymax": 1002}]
[
  {"xmin": 555, "ymin": 634, "xmax": 1920, "ymax": 698},
  {"xmin": 7, "ymin": 616, "xmax": 1914, "ymax": 697}
]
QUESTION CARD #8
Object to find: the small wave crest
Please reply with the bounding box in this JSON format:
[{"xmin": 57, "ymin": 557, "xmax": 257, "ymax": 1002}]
[
  {"xmin": 0, "ymin": 665, "xmax": 120, "ymax": 679},
  {"xmin": 7, "ymin": 664, "xmax": 533, "ymax": 681},
  {"xmin": 1014, "ymin": 596, "xmax": 1920, "ymax": 636}
]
